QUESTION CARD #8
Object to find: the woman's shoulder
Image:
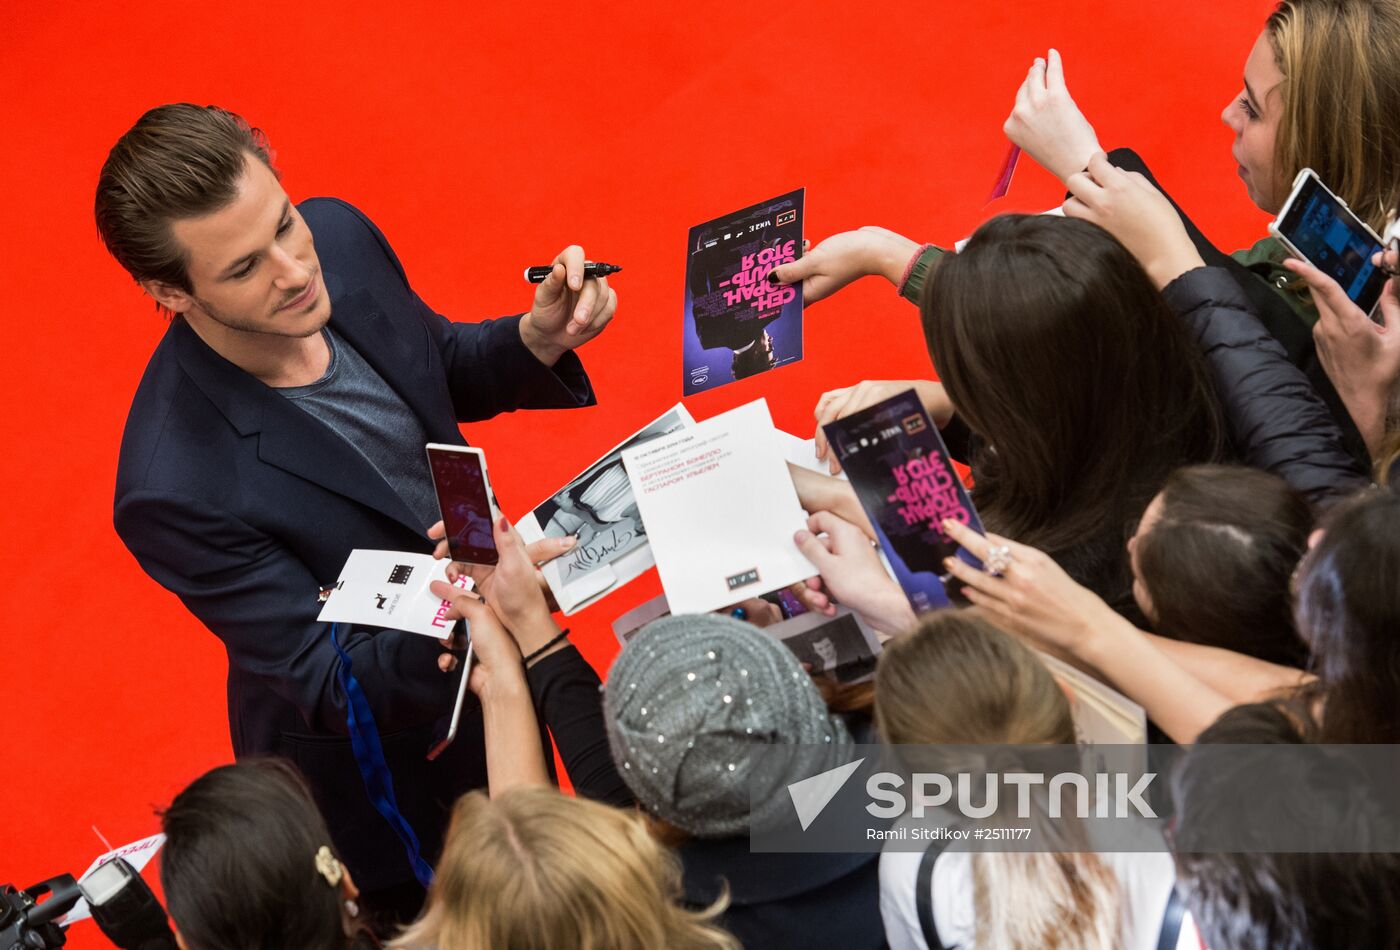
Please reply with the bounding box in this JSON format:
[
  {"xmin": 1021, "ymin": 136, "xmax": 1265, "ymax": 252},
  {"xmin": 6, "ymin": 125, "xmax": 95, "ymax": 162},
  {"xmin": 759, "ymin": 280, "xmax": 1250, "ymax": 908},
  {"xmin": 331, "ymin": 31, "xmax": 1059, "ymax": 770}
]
[{"xmin": 1230, "ymin": 235, "xmax": 1318, "ymax": 326}]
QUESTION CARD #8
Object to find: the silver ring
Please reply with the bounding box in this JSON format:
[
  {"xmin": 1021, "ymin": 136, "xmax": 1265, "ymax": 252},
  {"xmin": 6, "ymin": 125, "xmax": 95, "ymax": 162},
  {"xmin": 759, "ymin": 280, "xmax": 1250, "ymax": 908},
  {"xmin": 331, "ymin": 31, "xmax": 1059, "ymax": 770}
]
[{"xmin": 984, "ymin": 545, "xmax": 1013, "ymax": 577}]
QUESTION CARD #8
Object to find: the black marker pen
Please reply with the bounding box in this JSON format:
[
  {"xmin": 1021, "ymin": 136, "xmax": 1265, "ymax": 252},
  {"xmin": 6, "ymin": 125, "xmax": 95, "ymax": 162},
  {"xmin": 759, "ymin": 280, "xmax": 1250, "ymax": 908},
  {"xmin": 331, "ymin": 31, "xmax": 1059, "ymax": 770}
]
[{"xmin": 524, "ymin": 262, "xmax": 622, "ymax": 283}]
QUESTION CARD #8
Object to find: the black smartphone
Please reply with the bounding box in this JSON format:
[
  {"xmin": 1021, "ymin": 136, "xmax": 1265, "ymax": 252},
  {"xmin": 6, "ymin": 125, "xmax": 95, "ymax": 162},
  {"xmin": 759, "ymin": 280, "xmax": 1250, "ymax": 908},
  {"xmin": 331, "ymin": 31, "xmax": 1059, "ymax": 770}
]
[
  {"xmin": 1271, "ymin": 168, "xmax": 1387, "ymax": 319},
  {"xmin": 425, "ymin": 443, "xmax": 499, "ymax": 565}
]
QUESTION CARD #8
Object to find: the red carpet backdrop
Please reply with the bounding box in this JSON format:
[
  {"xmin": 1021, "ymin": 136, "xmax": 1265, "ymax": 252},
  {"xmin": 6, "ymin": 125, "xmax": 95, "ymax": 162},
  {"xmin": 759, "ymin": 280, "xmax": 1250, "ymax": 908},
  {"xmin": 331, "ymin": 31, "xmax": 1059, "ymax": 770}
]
[{"xmin": 1, "ymin": 1, "xmax": 1275, "ymax": 941}]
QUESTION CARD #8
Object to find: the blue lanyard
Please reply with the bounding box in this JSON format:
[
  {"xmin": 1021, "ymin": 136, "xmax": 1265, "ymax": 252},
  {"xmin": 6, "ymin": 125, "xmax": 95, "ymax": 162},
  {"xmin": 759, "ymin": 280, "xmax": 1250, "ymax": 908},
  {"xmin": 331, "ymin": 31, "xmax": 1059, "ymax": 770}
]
[{"xmin": 330, "ymin": 623, "xmax": 435, "ymax": 888}]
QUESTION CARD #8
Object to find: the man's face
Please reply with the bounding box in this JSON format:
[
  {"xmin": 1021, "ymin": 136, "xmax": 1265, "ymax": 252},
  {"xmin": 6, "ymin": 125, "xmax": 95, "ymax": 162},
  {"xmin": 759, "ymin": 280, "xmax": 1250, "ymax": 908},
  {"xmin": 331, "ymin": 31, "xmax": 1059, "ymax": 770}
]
[
  {"xmin": 812, "ymin": 636, "xmax": 838, "ymax": 669},
  {"xmin": 159, "ymin": 155, "xmax": 329, "ymax": 337}
]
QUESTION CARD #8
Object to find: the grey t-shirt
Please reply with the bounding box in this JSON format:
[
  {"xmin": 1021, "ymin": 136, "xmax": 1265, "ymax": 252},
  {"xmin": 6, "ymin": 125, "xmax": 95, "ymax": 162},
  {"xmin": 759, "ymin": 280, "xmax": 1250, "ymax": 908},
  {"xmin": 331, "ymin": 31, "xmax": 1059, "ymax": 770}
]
[{"xmin": 278, "ymin": 328, "xmax": 441, "ymax": 531}]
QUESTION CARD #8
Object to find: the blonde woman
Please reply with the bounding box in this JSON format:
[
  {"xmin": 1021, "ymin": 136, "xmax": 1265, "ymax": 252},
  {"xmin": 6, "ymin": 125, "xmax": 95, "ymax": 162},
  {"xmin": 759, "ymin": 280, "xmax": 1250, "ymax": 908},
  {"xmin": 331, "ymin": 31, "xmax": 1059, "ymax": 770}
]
[
  {"xmin": 394, "ymin": 787, "xmax": 736, "ymax": 950},
  {"xmin": 776, "ymin": 0, "xmax": 1400, "ymax": 467},
  {"xmin": 779, "ymin": 0, "xmax": 1400, "ymax": 330},
  {"xmin": 875, "ymin": 612, "xmax": 1196, "ymax": 950}
]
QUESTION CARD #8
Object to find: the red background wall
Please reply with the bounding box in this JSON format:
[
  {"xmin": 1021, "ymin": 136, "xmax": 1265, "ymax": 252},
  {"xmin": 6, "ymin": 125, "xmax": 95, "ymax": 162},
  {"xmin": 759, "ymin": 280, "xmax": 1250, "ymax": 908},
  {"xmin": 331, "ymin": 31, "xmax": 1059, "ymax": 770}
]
[{"xmin": 1, "ymin": 1, "xmax": 1274, "ymax": 942}]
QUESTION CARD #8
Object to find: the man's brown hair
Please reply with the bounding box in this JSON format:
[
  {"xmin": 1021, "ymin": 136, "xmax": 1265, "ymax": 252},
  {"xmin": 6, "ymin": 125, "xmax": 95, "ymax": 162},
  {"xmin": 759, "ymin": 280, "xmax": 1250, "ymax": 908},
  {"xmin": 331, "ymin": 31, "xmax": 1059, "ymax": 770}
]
[{"xmin": 94, "ymin": 103, "xmax": 276, "ymax": 296}]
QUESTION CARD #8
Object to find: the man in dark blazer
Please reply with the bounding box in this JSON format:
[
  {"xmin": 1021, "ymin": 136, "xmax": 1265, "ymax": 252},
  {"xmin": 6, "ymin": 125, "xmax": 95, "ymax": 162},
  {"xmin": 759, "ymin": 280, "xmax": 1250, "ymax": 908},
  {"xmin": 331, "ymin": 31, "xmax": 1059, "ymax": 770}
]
[{"xmin": 98, "ymin": 104, "xmax": 615, "ymax": 924}]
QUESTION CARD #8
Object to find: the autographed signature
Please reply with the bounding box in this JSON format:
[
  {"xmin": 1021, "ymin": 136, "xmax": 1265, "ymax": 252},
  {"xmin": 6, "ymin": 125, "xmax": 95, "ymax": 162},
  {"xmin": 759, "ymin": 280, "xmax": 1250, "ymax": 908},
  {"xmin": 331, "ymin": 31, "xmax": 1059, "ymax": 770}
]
[{"xmin": 563, "ymin": 525, "xmax": 637, "ymax": 580}]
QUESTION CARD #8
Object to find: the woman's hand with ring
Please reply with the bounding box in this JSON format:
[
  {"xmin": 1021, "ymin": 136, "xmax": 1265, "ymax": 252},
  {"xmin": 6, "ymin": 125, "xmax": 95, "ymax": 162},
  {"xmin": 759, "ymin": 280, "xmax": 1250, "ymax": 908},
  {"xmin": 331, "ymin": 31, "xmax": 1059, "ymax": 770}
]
[{"xmin": 940, "ymin": 519, "xmax": 1119, "ymax": 659}]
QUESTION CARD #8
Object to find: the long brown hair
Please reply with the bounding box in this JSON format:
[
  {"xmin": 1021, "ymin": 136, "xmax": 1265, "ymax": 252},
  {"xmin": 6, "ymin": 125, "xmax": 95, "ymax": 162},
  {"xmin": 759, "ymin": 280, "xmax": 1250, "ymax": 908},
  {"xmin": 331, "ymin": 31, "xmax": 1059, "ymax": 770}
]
[
  {"xmin": 1292, "ymin": 490, "xmax": 1400, "ymax": 743},
  {"xmin": 922, "ymin": 214, "xmax": 1225, "ymax": 616},
  {"xmin": 159, "ymin": 759, "xmax": 361, "ymax": 950},
  {"xmin": 396, "ymin": 788, "xmax": 736, "ymax": 950},
  {"xmin": 1267, "ymin": 0, "xmax": 1400, "ymax": 232},
  {"xmin": 876, "ymin": 612, "xmax": 1122, "ymax": 950}
]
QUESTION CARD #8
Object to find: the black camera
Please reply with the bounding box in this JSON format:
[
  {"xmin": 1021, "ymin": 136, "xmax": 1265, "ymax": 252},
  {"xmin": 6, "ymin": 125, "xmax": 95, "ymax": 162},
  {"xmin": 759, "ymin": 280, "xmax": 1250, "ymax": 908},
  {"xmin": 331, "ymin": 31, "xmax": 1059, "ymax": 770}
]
[
  {"xmin": 1, "ymin": 858, "xmax": 176, "ymax": 950},
  {"xmin": 0, "ymin": 873, "xmax": 81, "ymax": 949}
]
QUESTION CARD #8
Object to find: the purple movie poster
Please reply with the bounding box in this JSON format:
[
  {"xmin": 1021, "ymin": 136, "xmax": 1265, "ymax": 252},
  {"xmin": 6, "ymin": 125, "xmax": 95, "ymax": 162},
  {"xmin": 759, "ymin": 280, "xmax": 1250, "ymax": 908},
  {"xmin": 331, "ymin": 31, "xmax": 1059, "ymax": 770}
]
[
  {"xmin": 822, "ymin": 390, "xmax": 985, "ymax": 614},
  {"xmin": 683, "ymin": 189, "xmax": 804, "ymax": 395}
]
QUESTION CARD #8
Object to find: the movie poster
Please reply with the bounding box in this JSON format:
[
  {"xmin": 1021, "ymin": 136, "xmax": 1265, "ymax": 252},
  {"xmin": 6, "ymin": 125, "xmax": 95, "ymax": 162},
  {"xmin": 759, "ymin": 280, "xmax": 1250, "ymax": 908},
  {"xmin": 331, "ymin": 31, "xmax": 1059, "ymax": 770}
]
[
  {"xmin": 822, "ymin": 390, "xmax": 985, "ymax": 613},
  {"xmin": 683, "ymin": 189, "xmax": 804, "ymax": 395}
]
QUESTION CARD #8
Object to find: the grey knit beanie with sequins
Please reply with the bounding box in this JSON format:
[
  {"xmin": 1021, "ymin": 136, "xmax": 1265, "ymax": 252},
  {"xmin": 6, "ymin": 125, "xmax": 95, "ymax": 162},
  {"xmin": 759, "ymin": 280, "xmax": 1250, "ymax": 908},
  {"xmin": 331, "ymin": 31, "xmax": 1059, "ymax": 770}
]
[{"xmin": 604, "ymin": 613, "xmax": 851, "ymax": 838}]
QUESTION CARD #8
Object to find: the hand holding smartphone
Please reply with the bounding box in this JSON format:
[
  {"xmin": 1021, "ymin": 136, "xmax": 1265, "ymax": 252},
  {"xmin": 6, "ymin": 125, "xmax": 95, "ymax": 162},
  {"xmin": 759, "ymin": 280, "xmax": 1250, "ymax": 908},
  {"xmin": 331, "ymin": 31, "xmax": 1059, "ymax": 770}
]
[
  {"xmin": 1270, "ymin": 168, "xmax": 1388, "ymax": 320},
  {"xmin": 426, "ymin": 444, "xmax": 499, "ymax": 565}
]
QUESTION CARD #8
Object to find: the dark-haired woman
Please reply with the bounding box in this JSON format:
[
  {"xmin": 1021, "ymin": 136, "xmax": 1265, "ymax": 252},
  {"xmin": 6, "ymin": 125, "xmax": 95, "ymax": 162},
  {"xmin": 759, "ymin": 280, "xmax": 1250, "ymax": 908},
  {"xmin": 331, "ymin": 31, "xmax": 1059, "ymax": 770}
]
[
  {"xmin": 1128, "ymin": 465, "xmax": 1311, "ymax": 668},
  {"xmin": 942, "ymin": 488, "xmax": 1400, "ymax": 745},
  {"xmin": 800, "ymin": 214, "xmax": 1226, "ymax": 622},
  {"xmin": 786, "ymin": 206, "xmax": 1364, "ymax": 631},
  {"xmin": 161, "ymin": 759, "xmax": 378, "ymax": 950}
]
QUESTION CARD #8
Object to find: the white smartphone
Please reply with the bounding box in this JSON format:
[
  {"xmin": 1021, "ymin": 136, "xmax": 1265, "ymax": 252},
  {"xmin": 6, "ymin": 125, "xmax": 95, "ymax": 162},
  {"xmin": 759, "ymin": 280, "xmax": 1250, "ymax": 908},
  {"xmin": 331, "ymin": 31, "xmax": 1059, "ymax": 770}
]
[
  {"xmin": 1269, "ymin": 168, "xmax": 1388, "ymax": 320},
  {"xmin": 427, "ymin": 637, "xmax": 473, "ymax": 761},
  {"xmin": 425, "ymin": 444, "xmax": 499, "ymax": 565}
]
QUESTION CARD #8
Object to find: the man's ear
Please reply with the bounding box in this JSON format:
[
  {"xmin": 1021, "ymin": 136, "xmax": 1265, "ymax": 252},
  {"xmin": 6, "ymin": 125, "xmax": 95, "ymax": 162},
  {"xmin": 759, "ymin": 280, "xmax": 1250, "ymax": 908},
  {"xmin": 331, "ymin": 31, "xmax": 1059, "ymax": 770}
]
[{"xmin": 141, "ymin": 279, "xmax": 195, "ymax": 316}]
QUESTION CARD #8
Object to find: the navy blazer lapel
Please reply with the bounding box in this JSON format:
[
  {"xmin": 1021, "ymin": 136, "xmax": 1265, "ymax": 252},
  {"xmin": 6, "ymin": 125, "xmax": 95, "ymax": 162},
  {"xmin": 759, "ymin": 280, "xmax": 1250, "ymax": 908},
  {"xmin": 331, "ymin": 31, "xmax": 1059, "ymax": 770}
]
[
  {"xmin": 172, "ymin": 320, "xmax": 426, "ymax": 536},
  {"xmin": 329, "ymin": 287, "xmax": 465, "ymax": 447}
]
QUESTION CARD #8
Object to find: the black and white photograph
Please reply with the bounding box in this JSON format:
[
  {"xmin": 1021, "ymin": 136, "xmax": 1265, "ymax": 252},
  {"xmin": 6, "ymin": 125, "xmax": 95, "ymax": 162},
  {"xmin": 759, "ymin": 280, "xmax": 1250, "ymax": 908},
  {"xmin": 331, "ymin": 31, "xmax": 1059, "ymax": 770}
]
[
  {"xmin": 517, "ymin": 405, "xmax": 695, "ymax": 614},
  {"xmin": 773, "ymin": 609, "xmax": 883, "ymax": 684}
]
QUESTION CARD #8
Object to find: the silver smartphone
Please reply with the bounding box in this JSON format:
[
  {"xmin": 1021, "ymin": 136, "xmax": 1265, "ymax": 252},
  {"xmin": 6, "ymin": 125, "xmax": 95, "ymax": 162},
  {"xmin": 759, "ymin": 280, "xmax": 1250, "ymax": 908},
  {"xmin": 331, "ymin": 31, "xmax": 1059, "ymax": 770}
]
[
  {"xmin": 1269, "ymin": 168, "xmax": 1387, "ymax": 320},
  {"xmin": 427, "ymin": 634, "xmax": 474, "ymax": 761}
]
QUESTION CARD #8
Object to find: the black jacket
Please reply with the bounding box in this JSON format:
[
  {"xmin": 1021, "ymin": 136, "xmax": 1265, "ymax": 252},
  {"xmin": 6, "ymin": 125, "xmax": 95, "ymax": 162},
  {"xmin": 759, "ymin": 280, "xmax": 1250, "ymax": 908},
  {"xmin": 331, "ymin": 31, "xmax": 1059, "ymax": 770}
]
[
  {"xmin": 113, "ymin": 197, "xmax": 596, "ymax": 890},
  {"xmin": 1105, "ymin": 148, "xmax": 1371, "ymax": 468},
  {"xmin": 680, "ymin": 837, "xmax": 884, "ymax": 950},
  {"xmin": 1162, "ymin": 266, "xmax": 1368, "ymax": 507}
]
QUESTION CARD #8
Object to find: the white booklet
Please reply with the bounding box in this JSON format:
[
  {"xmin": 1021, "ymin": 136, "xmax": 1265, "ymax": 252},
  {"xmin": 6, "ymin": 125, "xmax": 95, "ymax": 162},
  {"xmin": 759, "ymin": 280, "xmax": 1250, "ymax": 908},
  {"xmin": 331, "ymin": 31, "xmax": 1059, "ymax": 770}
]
[
  {"xmin": 622, "ymin": 398, "xmax": 816, "ymax": 614},
  {"xmin": 317, "ymin": 550, "xmax": 473, "ymax": 637},
  {"xmin": 1037, "ymin": 651, "xmax": 1147, "ymax": 747},
  {"xmin": 517, "ymin": 404, "xmax": 696, "ymax": 615}
]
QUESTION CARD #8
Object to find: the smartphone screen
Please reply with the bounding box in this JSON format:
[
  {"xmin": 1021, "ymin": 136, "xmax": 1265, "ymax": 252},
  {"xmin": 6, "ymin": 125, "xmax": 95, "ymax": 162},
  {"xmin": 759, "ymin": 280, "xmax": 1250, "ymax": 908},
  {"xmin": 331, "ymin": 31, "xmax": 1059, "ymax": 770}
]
[
  {"xmin": 426, "ymin": 446, "xmax": 499, "ymax": 565},
  {"xmin": 1276, "ymin": 174, "xmax": 1387, "ymax": 313}
]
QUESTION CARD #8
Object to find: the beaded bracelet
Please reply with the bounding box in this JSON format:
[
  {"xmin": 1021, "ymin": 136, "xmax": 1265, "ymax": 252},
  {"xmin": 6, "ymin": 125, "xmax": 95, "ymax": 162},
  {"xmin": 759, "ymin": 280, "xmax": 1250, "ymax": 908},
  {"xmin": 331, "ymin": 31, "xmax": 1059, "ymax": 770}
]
[{"xmin": 522, "ymin": 628, "xmax": 571, "ymax": 667}]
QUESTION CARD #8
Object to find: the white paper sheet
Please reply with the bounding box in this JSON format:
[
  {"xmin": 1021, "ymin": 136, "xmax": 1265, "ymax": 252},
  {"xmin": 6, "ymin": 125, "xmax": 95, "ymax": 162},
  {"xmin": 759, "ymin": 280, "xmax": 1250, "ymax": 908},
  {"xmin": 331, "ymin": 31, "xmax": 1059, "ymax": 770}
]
[
  {"xmin": 317, "ymin": 550, "xmax": 472, "ymax": 637},
  {"xmin": 622, "ymin": 399, "xmax": 816, "ymax": 614}
]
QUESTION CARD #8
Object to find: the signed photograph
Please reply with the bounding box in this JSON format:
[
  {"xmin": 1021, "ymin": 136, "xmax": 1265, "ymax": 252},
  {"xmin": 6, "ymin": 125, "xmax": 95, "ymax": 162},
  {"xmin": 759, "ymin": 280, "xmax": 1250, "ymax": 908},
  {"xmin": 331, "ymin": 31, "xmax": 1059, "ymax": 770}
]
[{"xmin": 517, "ymin": 405, "xmax": 695, "ymax": 614}]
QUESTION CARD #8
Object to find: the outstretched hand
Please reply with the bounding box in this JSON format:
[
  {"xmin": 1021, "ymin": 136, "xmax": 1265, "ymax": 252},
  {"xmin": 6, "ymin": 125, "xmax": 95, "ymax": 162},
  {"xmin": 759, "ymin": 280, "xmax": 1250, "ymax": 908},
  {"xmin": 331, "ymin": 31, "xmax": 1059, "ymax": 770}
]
[
  {"xmin": 1004, "ymin": 49, "xmax": 1103, "ymax": 184},
  {"xmin": 788, "ymin": 463, "xmax": 874, "ymax": 537},
  {"xmin": 424, "ymin": 586, "xmax": 522, "ymax": 695},
  {"xmin": 429, "ymin": 519, "xmax": 573, "ymax": 591},
  {"xmin": 428, "ymin": 516, "xmax": 565, "ymax": 655},
  {"xmin": 769, "ymin": 227, "xmax": 920, "ymax": 305},
  {"xmin": 939, "ymin": 519, "xmax": 1119, "ymax": 658},
  {"xmin": 812, "ymin": 380, "xmax": 954, "ymax": 474},
  {"xmin": 794, "ymin": 511, "xmax": 915, "ymax": 637}
]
